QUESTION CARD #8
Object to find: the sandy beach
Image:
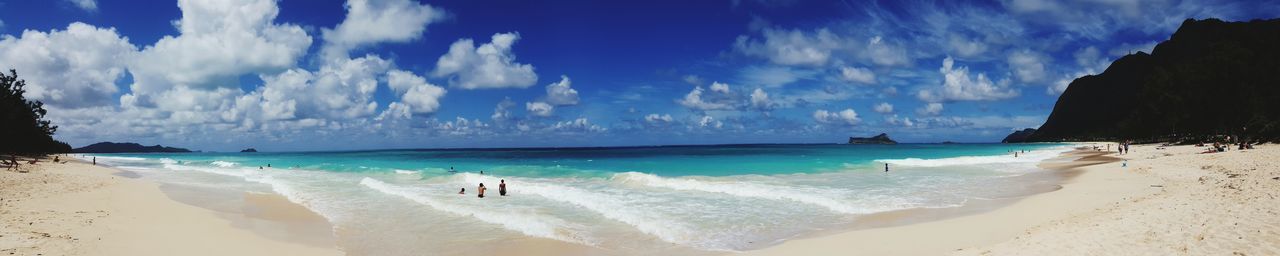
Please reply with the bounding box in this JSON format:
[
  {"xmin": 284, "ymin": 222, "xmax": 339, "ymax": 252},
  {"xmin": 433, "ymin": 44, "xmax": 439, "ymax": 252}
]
[
  {"xmin": 0, "ymin": 158, "xmax": 343, "ymax": 256},
  {"xmin": 746, "ymin": 143, "xmax": 1280, "ymax": 255},
  {"xmin": 4, "ymin": 143, "xmax": 1278, "ymax": 256}
]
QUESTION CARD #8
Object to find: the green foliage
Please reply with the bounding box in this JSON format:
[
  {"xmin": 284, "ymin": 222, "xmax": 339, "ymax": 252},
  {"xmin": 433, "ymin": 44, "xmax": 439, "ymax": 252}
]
[{"xmin": 0, "ymin": 69, "xmax": 72, "ymax": 154}]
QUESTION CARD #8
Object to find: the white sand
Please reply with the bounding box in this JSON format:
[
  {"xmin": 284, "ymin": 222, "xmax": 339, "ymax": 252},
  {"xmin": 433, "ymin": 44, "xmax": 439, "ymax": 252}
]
[
  {"xmin": 0, "ymin": 158, "xmax": 343, "ymax": 256},
  {"xmin": 745, "ymin": 143, "xmax": 1280, "ymax": 255}
]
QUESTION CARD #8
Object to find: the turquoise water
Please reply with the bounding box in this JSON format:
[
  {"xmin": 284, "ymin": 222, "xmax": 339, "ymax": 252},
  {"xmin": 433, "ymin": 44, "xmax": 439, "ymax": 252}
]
[{"xmin": 82, "ymin": 143, "xmax": 1069, "ymax": 255}]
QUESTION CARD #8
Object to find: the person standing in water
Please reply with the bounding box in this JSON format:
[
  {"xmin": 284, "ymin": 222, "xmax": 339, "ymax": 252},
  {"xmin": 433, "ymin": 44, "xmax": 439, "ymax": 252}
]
[
  {"xmin": 458, "ymin": 188, "xmax": 465, "ymax": 194},
  {"xmin": 884, "ymin": 163, "xmax": 889, "ymax": 173},
  {"xmin": 499, "ymin": 180, "xmax": 507, "ymax": 196},
  {"xmin": 477, "ymin": 183, "xmax": 486, "ymax": 198}
]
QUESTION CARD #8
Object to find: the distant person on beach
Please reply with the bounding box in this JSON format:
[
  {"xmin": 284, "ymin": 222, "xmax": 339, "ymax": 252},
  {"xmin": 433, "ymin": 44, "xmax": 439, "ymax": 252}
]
[
  {"xmin": 884, "ymin": 163, "xmax": 889, "ymax": 172},
  {"xmin": 458, "ymin": 188, "xmax": 465, "ymax": 195},
  {"xmin": 499, "ymin": 180, "xmax": 507, "ymax": 196},
  {"xmin": 92, "ymin": 157, "xmax": 96, "ymax": 165},
  {"xmin": 1125, "ymin": 143, "xmax": 1130, "ymax": 154},
  {"xmin": 478, "ymin": 183, "xmax": 486, "ymax": 198},
  {"xmin": 480, "ymin": 170, "xmax": 484, "ymax": 175}
]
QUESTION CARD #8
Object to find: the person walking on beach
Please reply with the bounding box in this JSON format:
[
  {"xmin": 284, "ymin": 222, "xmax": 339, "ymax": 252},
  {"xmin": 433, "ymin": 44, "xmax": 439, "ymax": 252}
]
[
  {"xmin": 92, "ymin": 156, "xmax": 96, "ymax": 165},
  {"xmin": 499, "ymin": 180, "xmax": 508, "ymax": 196},
  {"xmin": 478, "ymin": 183, "xmax": 486, "ymax": 198},
  {"xmin": 884, "ymin": 163, "xmax": 889, "ymax": 173}
]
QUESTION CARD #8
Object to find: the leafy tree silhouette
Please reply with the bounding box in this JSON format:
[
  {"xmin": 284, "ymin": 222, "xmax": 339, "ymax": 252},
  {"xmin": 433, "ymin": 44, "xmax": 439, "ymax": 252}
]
[{"xmin": 1, "ymin": 69, "xmax": 71, "ymax": 154}]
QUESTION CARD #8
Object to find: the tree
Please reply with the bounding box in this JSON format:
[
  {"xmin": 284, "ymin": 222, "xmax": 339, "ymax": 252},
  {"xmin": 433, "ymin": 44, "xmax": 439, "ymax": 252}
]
[{"xmin": 1, "ymin": 69, "xmax": 71, "ymax": 154}]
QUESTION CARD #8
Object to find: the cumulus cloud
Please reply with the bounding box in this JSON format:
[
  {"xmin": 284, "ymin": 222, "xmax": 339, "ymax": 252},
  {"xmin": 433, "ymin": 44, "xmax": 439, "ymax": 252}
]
[
  {"xmin": 491, "ymin": 97, "xmax": 515, "ymax": 122},
  {"xmin": 697, "ymin": 115, "xmax": 724, "ymax": 129},
  {"xmin": 432, "ymin": 32, "xmax": 538, "ymax": 89},
  {"xmin": 865, "ymin": 36, "xmax": 910, "ymax": 67},
  {"xmin": 916, "ymin": 103, "xmax": 944, "ymax": 116},
  {"xmin": 813, "ymin": 108, "xmax": 860, "ymax": 125},
  {"xmin": 734, "ymin": 27, "xmax": 843, "ymax": 66},
  {"xmin": 839, "ymin": 66, "xmax": 876, "ymax": 84},
  {"xmin": 128, "ymin": 0, "xmax": 311, "ymax": 97},
  {"xmin": 68, "ymin": 0, "xmax": 98, "ymax": 11},
  {"xmin": 873, "ymin": 102, "xmax": 894, "ymax": 114},
  {"xmin": 542, "ymin": 75, "xmax": 579, "ymax": 105},
  {"xmin": 1007, "ymin": 49, "xmax": 1048, "ymax": 83},
  {"xmin": 320, "ymin": 0, "xmax": 446, "ymax": 60},
  {"xmin": 525, "ymin": 101, "xmax": 553, "ymax": 117},
  {"xmin": 387, "ymin": 70, "xmax": 446, "ymax": 114},
  {"xmin": 677, "ymin": 82, "xmax": 737, "ymax": 111},
  {"xmin": 749, "ymin": 88, "xmax": 773, "ymax": 111},
  {"xmin": 644, "ymin": 113, "xmax": 674, "ymax": 124},
  {"xmin": 917, "ymin": 57, "xmax": 1019, "ymax": 102},
  {"xmin": 0, "ymin": 22, "xmax": 136, "ymax": 108},
  {"xmin": 548, "ymin": 118, "xmax": 606, "ymax": 133}
]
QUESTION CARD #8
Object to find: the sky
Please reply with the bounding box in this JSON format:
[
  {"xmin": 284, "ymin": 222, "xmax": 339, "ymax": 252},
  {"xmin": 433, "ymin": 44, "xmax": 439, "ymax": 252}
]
[{"xmin": 0, "ymin": 0, "xmax": 1277, "ymax": 151}]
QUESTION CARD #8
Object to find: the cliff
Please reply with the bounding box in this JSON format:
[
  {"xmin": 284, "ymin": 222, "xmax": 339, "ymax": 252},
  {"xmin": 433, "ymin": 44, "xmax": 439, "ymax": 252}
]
[
  {"xmin": 1002, "ymin": 128, "xmax": 1038, "ymax": 143},
  {"xmin": 1029, "ymin": 18, "xmax": 1280, "ymax": 142},
  {"xmin": 72, "ymin": 142, "xmax": 192, "ymax": 153},
  {"xmin": 849, "ymin": 133, "xmax": 897, "ymax": 144}
]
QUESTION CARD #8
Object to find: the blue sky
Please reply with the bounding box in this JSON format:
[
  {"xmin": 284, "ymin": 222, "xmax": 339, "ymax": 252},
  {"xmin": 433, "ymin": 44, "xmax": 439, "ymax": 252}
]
[{"xmin": 1, "ymin": 0, "xmax": 1276, "ymax": 151}]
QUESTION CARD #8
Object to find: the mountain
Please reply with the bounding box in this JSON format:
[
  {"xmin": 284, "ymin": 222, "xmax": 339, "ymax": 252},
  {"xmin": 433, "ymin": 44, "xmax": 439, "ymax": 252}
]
[
  {"xmin": 1002, "ymin": 128, "xmax": 1037, "ymax": 143},
  {"xmin": 848, "ymin": 133, "xmax": 897, "ymax": 144},
  {"xmin": 240, "ymin": 148, "xmax": 258, "ymax": 153},
  {"xmin": 1029, "ymin": 18, "xmax": 1280, "ymax": 142},
  {"xmin": 73, "ymin": 142, "xmax": 192, "ymax": 153}
]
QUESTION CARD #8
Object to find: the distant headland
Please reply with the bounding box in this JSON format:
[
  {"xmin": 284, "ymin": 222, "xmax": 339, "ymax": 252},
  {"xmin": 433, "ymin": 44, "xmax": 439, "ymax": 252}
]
[
  {"xmin": 72, "ymin": 142, "xmax": 192, "ymax": 153},
  {"xmin": 848, "ymin": 133, "xmax": 897, "ymax": 144}
]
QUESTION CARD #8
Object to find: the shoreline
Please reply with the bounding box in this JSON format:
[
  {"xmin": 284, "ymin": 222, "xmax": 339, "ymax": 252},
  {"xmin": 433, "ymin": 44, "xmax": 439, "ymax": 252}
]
[
  {"xmin": 739, "ymin": 144, "xmax": 1160, "ymax": 255},
  {"xmin": 0, "ymin": 158, "xmax": 343, "ymax": 256}
]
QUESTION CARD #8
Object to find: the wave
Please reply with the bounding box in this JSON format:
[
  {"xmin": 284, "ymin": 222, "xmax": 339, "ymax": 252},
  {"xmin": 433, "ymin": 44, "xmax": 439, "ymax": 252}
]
[
  {"xmin": 89, "ymin": 156, "xmax": 147, "ymax": 161},
  {"xmin": 358, "ymin": 177, "xmax": 593, "ymax": 246},
  {"xmin": 453, "ymin": 173, "xmax": 717, "ymax": 250},
  {"xmin": 393, "ymin": 169, "xmax": 420, "ymax": 175},
  {"xmin": 612, "ymin": 172, "xmax": 868, "ymax": 214},
  {"xmin": 875, "ymin": 147, "xmax": 1071, "ymax": 168},
  {"xmin": 211, "ymin": 161, "xmax": 238, "ymax": 168},
  {"xmin": 158, "ymin": 158, "xmax": 178, "ymax": 164}
]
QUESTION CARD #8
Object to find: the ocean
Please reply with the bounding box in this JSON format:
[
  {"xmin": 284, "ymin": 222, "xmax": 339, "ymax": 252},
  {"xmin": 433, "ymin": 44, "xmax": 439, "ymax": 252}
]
[{"xmin": 80, "ymin": 143, "xmax": 1070, "ymax": 255}]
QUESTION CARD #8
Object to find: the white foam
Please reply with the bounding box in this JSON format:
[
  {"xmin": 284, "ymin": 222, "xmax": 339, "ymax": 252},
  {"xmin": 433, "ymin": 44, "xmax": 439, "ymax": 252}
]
[
  {"xmin": 612, "ymin": 172, "xmax": 866, "ymax": 214},
  {"xmin": 393, "ymin": 169, "xmax": 420, "ymax": 175},
  {"xmin": 454, "ymin": 173, "xmax": 714, "ymax": 250},
  {"xmin": 876, "ymin": 146, "xmax": 1071, "ymax": 168},
  {"xmin": 91, "ymin": 156, "xmax": 147, "ymax": 161},
  {"xmin": 158, "ymin": 158, "xmax": 178, "ymax": 164},
  {"xmin": 359, "ymin": 177, "xmax": 594, "ymax": 246},
  {"xmin": 211, "ymin": 161, "xmax": 238, "ymax": 168}
]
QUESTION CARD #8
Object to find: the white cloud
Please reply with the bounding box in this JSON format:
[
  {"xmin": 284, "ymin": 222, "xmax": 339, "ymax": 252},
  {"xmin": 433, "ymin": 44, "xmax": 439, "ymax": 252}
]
[
  {"xmin": 320, "ymin": 0, "xmax": 445, "ymax": 60},
  {"xmin": 677, "ymin": 82, "xmax": 737, "ymax": 111},
  {"xmin": 738, "ymin": 65, "xmax": 814, "ymax": 88},
  {"xmin": 387, "ymin": 70, "xmax": 446, "ymax": 114},
  {"xmin": 697, "ymin": 115, "xmax": 724, "ymax": 129},
  {"xmin": 243, "ymin": 55, "xmax": 390, "ymax": 120},
  {"xmin": 885, "ymin": 114, "xmax": 915, "ymax": 127},
  {"xmin": 543, "ymin": 75, "xmax": 579, "ymax": 105},
  {"xmin": 873, "ymin": 102, "xmax": 894, "ymax": 114},
  {"xmin": 749, "ymin": 88, "xmax": 773, "ymax": 111},
  {"xmin": 813, "ymin": 108, "xmax": 860, "ymax": 125},
  {"xmin": 916, "ymin": 103, "xmax": 944, "ymax": 116},
  {"xmin": 917, "ymin": 57, "xmax": 1019, "ymax": 102},
  {"xmin": 548, "ymin": 117, "xmax": 606, "ymax": 133},
  {"xmin": 865, "ymin": 36, "xmax": 910, "ymax": 67},
  {"xmin": 734, "ymin": 27, "xmax": 843, "ymax": 66},
  {"xmin": 644, "ymin": 113, "xmax": 674, "ymax": 124},
  {"xmin": 68, "ymin": 0, "xmax": 98, "ymax": 11},
  {"xmin": 375, "ymin": 102, "xmax": 412, "ymax": 121},
  {"xmin": 839, "ymin": 66, "xmax": 876, "ymax": 84},
  {"xmin": 491, "ymin": 97, "xmax": 515, "ymax": 121},
  {"xmin": 129, "ymin": 0, "xmax": 311, "ymax": 96},
  {"xmin": 947, "ymin": 35, "xmax": 988, "ymax": 58},
  {"xmin": 1007, "ymin": 49, "xmax": 1048, "ymax": 83},
  {"xmin": 432, "ymin": 32, "xmax": 538, "ymax": 89},
  {"xmin": 0, "ymin": 22, "xmax": 136, "ymax": 108},
  {"xmin": 525, "ymin": 101, "xmax": 553, "ymax": 117}
]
